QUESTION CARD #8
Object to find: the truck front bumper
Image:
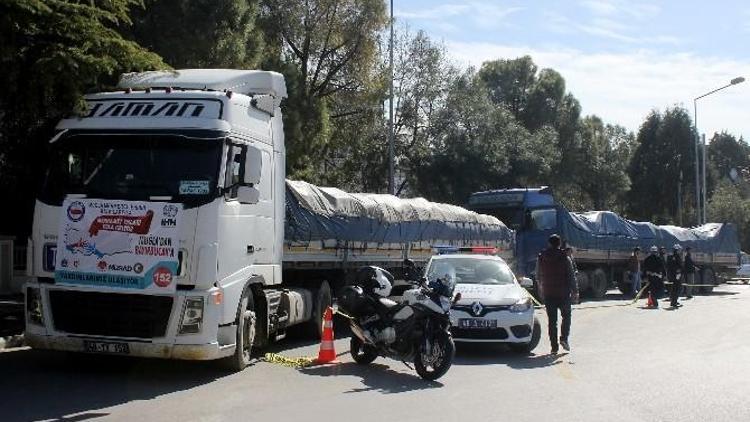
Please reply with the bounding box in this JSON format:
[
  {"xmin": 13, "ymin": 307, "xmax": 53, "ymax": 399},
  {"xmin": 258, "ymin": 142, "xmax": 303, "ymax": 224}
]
[{"xmin": 24, "ymin": 332, "xmax": 235, "ymax": 360}]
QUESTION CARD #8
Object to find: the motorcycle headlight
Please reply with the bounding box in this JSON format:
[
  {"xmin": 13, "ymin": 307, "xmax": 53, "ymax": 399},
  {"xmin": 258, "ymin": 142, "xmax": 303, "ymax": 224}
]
[{"xmin": 510, "ymin": 297, "xmax": 532, "ymax": 313}]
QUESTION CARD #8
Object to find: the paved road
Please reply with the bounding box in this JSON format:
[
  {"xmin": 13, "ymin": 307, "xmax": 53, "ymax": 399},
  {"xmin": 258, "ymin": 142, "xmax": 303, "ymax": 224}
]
[{"xmin": 2, "ymin": 285, "xmax": 749, "ymax": 422}]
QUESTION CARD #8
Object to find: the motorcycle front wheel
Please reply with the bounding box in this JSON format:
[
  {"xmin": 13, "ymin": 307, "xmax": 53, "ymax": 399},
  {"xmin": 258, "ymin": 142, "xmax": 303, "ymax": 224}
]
[
  {"xmin": 414, "ymin": 331, "xmax": 455, "ymax": 381},
  {"xmin": 350, "ymin": 336, "xmax": 378, "ymax": 365}
]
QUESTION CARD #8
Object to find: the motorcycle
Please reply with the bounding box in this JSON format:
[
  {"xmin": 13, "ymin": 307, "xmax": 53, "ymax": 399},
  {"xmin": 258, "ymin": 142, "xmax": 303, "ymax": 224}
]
[{"xmin": 338, "ymin": 265, "xmax": 460, "ymax": 381}]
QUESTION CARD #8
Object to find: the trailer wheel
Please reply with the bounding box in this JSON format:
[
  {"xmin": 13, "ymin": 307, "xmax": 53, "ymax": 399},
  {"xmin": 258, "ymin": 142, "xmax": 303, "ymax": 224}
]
[
  {"xmin": 577, "ymin": 271, "xmax": 590, "ymax": 297},
  {"xmin": 590, "ymin": 269, "xmax": 608, "ymax": 299},
  {"xmin": 223, "ymin": 289, "xmax": 256, "ymax": 371},
  {"xmin": 305, "ymin": 280, "xmax": 332, "ymax": 339},
  {"xmin": 700, "ymin": 268, "xmax": 715, "ymax": 294}
]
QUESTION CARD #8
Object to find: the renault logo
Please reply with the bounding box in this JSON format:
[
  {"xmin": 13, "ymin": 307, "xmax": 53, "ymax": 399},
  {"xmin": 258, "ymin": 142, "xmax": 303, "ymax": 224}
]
[{"xmin": 471, "ymin": 301, "xmax": 483, "ymax": 316}]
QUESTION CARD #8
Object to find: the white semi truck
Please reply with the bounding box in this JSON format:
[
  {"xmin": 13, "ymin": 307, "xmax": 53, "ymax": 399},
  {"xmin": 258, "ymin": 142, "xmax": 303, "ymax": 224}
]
[{"xmin": 24, "ymin": 69, "xmax": 512, "ymax": 370}]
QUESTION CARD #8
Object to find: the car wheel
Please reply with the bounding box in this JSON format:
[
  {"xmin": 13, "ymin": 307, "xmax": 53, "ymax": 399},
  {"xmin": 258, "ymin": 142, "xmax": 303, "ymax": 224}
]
[{"xmin": 509, "ymin": 318, "xmax": 541, "ymax": 354}]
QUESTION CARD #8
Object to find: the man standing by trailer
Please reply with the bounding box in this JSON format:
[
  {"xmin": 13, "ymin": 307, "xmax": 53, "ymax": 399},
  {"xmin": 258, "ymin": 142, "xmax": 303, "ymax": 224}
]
[
  {"xmin": 537, "ymin": 234, "xmax": 579, "ymax": 354},
  {"xmin": 628, "ymin": 247, "xmax": 642, "ymax": 297},
  {"xmin": 667, "ymin": 244, "xmax": 684, "ymax": 308},
  {"xmin": 683, "ymin": 247, "xmax": 696, "ymax": 299},
  {"xmin": 643, "ymin": 246, "xmax": 665, "ymax": 308}
]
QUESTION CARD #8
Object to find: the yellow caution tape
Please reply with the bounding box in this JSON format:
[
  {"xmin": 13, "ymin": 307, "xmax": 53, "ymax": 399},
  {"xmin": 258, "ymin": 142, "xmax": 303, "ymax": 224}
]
[{"xmin": 264, "ymin": 353, "xmax": 317, "ymax": 368}]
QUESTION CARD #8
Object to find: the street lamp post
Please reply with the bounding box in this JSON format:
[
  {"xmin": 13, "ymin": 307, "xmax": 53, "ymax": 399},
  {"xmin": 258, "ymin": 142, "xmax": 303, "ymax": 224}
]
[
  {"xmin": 693, "ymin": 76, "xmax": 745, "ymax": 225},
  {"xmin": 388, "ymin": 0, "xmax": 395, "ymax": 195}
]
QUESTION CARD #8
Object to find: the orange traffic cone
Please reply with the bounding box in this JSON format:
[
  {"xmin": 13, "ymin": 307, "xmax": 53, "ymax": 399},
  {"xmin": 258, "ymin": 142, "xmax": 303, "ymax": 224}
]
[
  {"xmin": 646, "ymin": 292, "xmax": 655, "ymax": 308},
  {"xmin": 315, "ymin": 307, "xmax": 338, "ymax": 364}
]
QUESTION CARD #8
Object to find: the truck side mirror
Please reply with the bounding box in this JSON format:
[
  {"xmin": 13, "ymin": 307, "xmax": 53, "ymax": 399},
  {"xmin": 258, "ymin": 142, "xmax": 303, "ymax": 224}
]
[
  {"xmin": 519, "ymin": 277, "xmax": 534, "ymax": 289},
  {"xmin": 243, "ymin": 146, "xmax": 262, "ymax": 185},
  {"xmin": 236, "ymin": 185, "xmax": 260, "ymax": 204}
]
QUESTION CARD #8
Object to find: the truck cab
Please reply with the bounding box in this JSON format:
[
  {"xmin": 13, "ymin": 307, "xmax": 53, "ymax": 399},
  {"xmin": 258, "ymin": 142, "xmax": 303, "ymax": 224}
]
[
  {"xmin": 467, "ymin": 187, "xmax": 559, "ymax": 279},
  {"xmin": 25, "ymin": 70, "xmax": 288, "ymax": 368}
]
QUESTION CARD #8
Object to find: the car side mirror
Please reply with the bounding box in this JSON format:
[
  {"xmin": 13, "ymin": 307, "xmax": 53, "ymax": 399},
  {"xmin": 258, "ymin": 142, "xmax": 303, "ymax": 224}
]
[
  {"xmin": 519, "ymin": 277, "xmax": 534, "ymax": 289},
  {"xmin": 236, "ymin": 185, "xmax": 260, "ymax": 204}
]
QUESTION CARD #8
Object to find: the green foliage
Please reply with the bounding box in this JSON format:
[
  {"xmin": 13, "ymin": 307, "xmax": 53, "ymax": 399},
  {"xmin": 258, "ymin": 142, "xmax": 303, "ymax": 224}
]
[
  {"xmin": 709, "ymin": 181, "xmax": 750, "ymax": 251},
  {"xmin": 627, "ymin": 107, "xmax": 695, "ymax": 223},
  {"xmin": 0, "ymin": 0, "xmax": 167, "ymax": 236},
  {"xmin": 125, "ymin": 0, "xmax": 266, "ymax": 69},
  {"xmin": 260, "ymin": 0, "xmax": 388, "ymax": 181}
]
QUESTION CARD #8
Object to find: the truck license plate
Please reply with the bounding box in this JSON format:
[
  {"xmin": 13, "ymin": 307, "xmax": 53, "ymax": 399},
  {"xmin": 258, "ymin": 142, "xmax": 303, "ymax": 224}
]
[
  {"xmin": 458, "ymin": 318, "xmax": 497, "ymax": 329},
  {"xmin": 83, "ymin": 340, "xmax": 130, "ymax": 355}
]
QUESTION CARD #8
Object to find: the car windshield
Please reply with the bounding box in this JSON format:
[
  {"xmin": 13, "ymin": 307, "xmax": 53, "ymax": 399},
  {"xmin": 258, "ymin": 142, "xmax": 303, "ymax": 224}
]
[
  {"xmin": 427, "ymin": 257, "xmax": 514, "ymax": 285},
  {"xmin": 39, "ymin": 134, "xmax": 223, "ymax": 206}
]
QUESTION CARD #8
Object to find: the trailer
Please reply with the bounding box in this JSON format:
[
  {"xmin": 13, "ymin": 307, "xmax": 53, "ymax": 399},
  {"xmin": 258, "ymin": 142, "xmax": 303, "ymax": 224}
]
[
  {"xmin": 23, "ymin": 69, "xmax": 513, "ymax": 370},
  {"xmin": 468, "ymin": 187, "xmax": 741, "ymax": 298}
]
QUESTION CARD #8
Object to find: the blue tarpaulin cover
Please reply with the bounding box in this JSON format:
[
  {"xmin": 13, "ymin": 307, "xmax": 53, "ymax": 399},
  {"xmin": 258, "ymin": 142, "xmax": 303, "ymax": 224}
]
[
  {"xmin": 285, "ymin": 180, "xmax": 514, "ymax": 245},
  {"xmin": 560, "ymin": 210, "xmax": 740, "ymax": 254}
]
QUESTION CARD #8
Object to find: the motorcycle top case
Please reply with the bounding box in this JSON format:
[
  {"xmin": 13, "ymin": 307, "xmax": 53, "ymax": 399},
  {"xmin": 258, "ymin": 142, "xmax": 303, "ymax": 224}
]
[{"xmin": 338, "ymin": 285, "xmax": 378, "ymax": 318}]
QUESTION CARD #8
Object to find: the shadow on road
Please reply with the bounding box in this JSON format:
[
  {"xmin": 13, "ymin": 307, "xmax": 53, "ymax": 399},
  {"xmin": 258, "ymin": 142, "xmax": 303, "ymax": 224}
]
[
  {"xmin": 300, "ymin": 361, "xmax": 443, "ymax": 394},
  {"xmin": 0, "ymin": 348, "xmax": 231, "ymax": 422},
  {"xmin": 454, "ymin": 343, "xmax": 562, "ymax": 369}
]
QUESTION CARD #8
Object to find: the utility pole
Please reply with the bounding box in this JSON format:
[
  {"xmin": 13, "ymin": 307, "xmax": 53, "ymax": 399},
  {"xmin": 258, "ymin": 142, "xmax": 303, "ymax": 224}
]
[
  {"xmin": 693, "ymin": 100, "xmax": 700, "ymax": 226},
  {"xmin": 702, "ymin": 133, "xmax": 707, "ymax": 224},
  {"xmin": 387, "ymin": 0, "xmax": 395, "ymax": 195},
  {"xmin": 678, "ymin": 169, "xmax": 683, "ymax": 226}
]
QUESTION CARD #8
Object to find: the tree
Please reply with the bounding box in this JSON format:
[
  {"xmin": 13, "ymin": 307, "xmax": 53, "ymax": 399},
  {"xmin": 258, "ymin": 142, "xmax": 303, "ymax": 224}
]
[
  {"xmin": 575, "ymin": 116, "xmax": 634, "ymax": 211},
  {"xmin": 708, "ymin": 181, "xmax": 750, "ymax": 251},
  {"xmin": 0, "ymin": 0, "xmax": 166, "ymax": 236},
  {"xmin": 261, "ymin": 0, "xmax": 387, "ymax": 180},
  {"xmin": 125, "ymin": 0, "xmax": 266, "ymax": 69},
  {"xmin": 627, "ymin": 107, "xmax": 695, "ymax": 223},
  {"xmin": 708, "ymin": 132, "xmax": 750, "ymax": 185}
]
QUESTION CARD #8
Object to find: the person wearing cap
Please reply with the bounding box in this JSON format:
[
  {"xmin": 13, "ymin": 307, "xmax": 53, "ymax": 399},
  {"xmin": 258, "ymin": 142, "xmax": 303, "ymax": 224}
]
[
  {"xmin": 658, "ymin": 246, "xmax": 669, "ymax": 296},
  {"xmin": 536, "ymin": 234, "xmax": 579, "ymax": 354},
  {"xmin": 628, "ymin": 247, "xmax": 642, "ymax": 297},
  {"xmin": 666, "ymin": 244, "xmax": 684, "ymax": 308},
  {"xmin": 683, "ymin": 247, "xmax": 696, "ymax": 299},
  {"xmin": 643, "ymin": 245, "xmax": 665, "ymax": 308}
]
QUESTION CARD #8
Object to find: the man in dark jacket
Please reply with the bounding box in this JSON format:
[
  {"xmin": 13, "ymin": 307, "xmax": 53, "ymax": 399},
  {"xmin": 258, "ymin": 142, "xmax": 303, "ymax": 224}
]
[
  {"xmin": 536, "ymin": 234, "xmax": 579, "ymax": 354},
  {"xmin": 683, "ymin": 247, "xmax": 696, "ymax": 299},
  {"xmin": 643, "ymin": 245, "xmax": 665, "ymax": 308},
  {"xmin": 666, "ymin": 244, "xmax": 684, "ymax": 308}
]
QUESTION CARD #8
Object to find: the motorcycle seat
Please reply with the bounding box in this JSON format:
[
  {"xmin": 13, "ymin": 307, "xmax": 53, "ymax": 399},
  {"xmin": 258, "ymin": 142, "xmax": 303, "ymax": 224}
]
[{"xmin": 378, "ymin": 297, "xmax": 398, "ymax": 308}]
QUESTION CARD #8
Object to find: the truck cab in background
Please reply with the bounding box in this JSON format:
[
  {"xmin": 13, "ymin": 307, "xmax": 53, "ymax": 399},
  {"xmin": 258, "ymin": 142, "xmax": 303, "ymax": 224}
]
[{"xmin": 468, "ymin": 187, "xmax": 558, "ymax": 282}]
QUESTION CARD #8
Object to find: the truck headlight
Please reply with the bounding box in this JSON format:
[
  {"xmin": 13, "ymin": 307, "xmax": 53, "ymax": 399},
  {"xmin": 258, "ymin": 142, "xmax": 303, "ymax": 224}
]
[
  {"xmin": 178, "ymin": 297, "xmax": 204, "ymax": 335},
  {"xmin": 27, "ymin": 287, "xmax": 44, "ymax": 325},
  {"xmin": 510, "ymin": 297, "xmax": 532, "ymax": 313}
]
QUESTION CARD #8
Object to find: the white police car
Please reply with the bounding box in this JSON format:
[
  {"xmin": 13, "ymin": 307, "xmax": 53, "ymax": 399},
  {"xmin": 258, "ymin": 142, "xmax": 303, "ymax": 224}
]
[{"xmin": 425, "ymin": 253, "xmax": 541, "ymax": 353}]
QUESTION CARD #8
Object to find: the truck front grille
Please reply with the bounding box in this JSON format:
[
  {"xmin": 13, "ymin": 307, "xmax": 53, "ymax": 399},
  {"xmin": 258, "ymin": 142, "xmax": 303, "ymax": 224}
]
[{"xmin": 49, "ymin": 290, "xmax": 173, "ymax": 339}]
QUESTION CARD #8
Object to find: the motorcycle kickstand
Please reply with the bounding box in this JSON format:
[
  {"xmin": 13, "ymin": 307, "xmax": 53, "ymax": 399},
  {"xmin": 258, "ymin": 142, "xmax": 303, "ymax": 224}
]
[{"xmin": 402, "ymin": 361, "xmax": 414, "ymax": 370}]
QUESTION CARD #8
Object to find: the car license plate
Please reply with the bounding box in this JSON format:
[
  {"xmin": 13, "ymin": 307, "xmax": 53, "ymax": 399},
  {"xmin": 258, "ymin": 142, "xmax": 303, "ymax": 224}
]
[
  {"xmin": 83, "ymin": 340, "xmax": 130, "ymax": 355},
  {"xmin": 458, "ymin": 318, "xmax": 497, "ymax": 329}
]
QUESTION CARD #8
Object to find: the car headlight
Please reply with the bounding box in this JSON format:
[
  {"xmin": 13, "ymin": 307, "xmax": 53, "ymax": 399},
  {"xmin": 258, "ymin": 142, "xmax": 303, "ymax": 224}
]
[
  {"xmin": 510, "ymin": 297, "xmax": 532, "ymax": 313},
  {"xmin": 26, "ymin": 287, "xmax": 44, "ymax": 325},
  {"xmin": 178, "ymin": 297, "xmax": 204, "ymax": 335}
]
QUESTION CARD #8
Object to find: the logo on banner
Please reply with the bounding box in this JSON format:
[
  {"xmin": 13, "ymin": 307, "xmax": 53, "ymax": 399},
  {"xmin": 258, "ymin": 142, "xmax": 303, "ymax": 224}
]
[
  {"xmin": 67, "ymin": 201, "xmax": 86, "ymax": 222},
  {"xmin": 97, "ymin": 261, "xmax": 108, "ymax": 271},
  {"xmin": 161, "ymin": 204, "xmax": 179, "ymax": 227},
  {"xmin": 134, "ymin": 263, "xmax": 144, "ymax": 274},
  {"xmin": 88, "ymin": 210, "xmax": 154, "ymax": 236},
  {"xmin": 152, "ymin": 266, "xmax": 173, "ymax": 288}
]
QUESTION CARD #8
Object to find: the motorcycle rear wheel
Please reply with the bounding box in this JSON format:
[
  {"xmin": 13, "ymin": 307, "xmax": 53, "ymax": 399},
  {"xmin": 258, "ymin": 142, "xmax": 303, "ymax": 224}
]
[
  {"xmin": 350, "ymin": 336, "xmax": 378, "ymax": 365},
  {"xmin": 414, "ymin": 332, "xmax": 455, "ymax": 381}
]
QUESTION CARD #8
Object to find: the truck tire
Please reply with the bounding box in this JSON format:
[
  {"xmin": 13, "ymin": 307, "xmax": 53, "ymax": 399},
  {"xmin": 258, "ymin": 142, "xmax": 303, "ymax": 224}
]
[
  {"xmin": 618, "ymin": 272, "xmax": 633, "ymax": 295},
  {"xmin": 577, "ymin": 271, "xmax": 590, "ymax": 297},
  {"xmin": 700, "ymin": 268, "xmax": 715, "ymax": 294},
  {"xmin": 590, "ymin": 269, "xmax": 608, "ymax": 299},
  {"xmin": 509, "ymin": 318, "xmax": 541, "ymax": 354},
  {"xmin": 304, "ymin": 280, "xmax": 332, "ymax": 339},
  {"xmin": 223, "ymin": 289, "xmax": 256, "ymax": 371}
]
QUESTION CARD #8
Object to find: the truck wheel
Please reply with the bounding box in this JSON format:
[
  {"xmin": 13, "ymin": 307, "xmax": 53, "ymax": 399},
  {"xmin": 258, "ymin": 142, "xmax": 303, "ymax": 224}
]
[
  {"xmin": 700, "ymin": 268, "xmax": 715, "ymax": 294},
  {"xmin": 223, "ymin": 290, "xmax": 256, "ymax": 371},
  {"xmin": 305, "ymin": 281, "xmax": 332, "ymax": 339},
  {"xmin": 590, "ymin": 269, "xmax": 608, "ymax": 299},
  {"xmin": 509, "ymin": 318, "xmax": 541, "ymax": 354},
  {"xmin": 577, "ymin": 271, "xmax": 590, "ymax": 298}
]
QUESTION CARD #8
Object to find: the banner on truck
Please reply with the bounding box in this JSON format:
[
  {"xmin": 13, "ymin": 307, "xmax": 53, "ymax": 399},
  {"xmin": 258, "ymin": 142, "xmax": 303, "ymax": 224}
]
[{"xmin": 55, "ymin": 198, "xmax": 182, "ymax": 292}]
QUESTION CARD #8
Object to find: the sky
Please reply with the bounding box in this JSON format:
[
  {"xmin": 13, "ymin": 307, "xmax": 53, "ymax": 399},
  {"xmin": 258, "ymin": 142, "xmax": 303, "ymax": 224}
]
[{"xmin": 394, "ymin": 0, "xmax": 749, "ymax": 141}]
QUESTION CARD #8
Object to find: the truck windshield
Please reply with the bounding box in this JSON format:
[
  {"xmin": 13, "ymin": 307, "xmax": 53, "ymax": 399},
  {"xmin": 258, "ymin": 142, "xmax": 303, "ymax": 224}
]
[
  {"xmin": 475, "ymin": 207, "xmax": 522, "ymax": 230},
  {"xmin": 39, "ymin": 134, "xmax": 223, "ymax": 206}
]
